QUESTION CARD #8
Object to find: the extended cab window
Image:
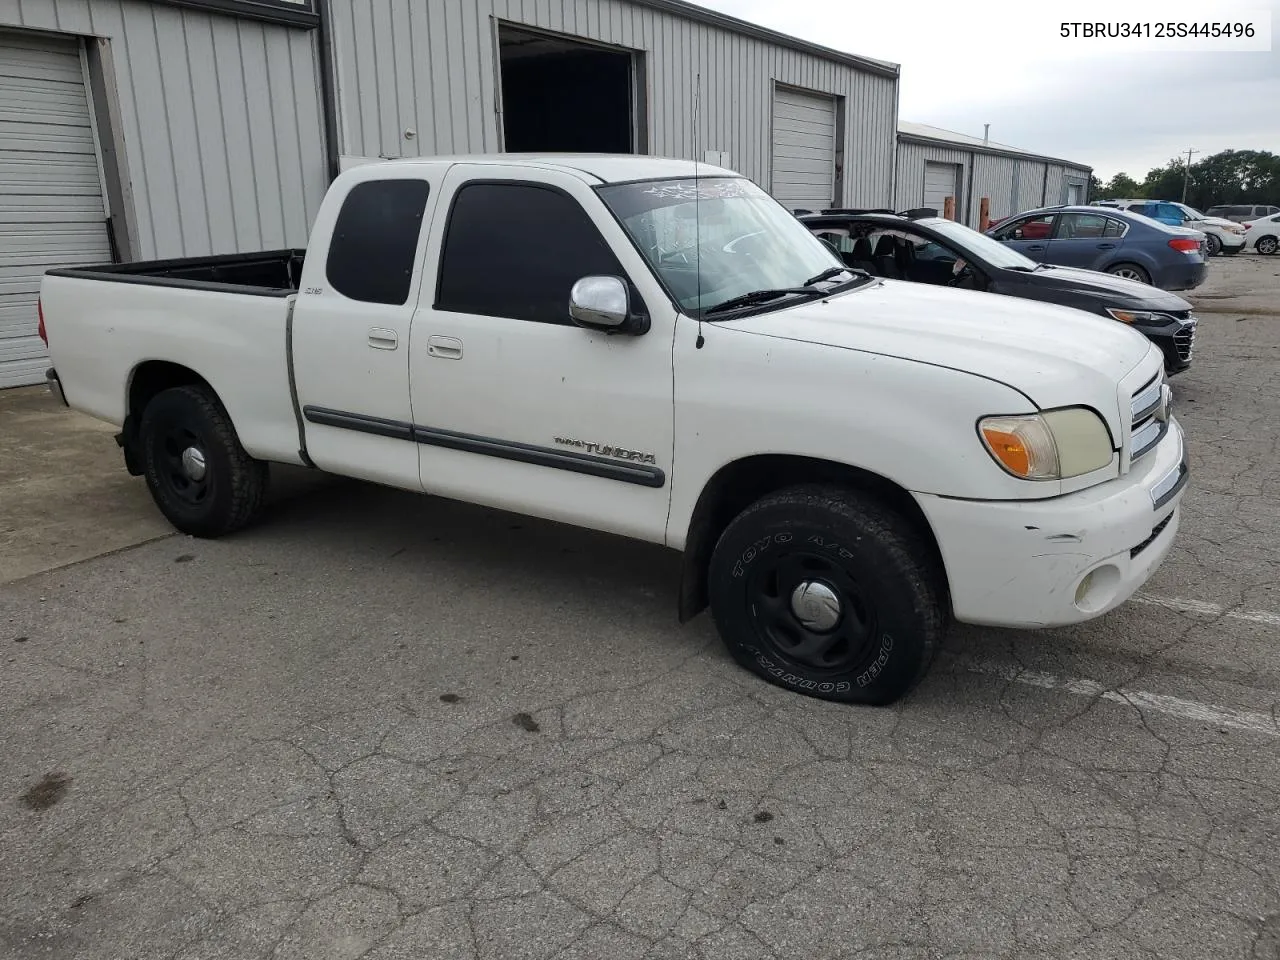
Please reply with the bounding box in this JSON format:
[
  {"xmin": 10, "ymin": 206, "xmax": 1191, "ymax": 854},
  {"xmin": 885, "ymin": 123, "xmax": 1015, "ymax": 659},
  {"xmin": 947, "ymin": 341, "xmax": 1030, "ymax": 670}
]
[
  {"xmin": 436, "ymin": 182, "xmax": 624, "ymax": 325},
  {"xmin": 326, "ymin": 179, "xmax": 431, "ymax": 305}
]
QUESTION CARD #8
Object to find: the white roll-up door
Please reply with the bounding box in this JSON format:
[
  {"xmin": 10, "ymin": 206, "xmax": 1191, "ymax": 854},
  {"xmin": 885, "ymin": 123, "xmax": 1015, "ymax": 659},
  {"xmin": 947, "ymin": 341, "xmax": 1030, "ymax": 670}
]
[
  {"xmin": 923, "ymin": 162, "xmax": 959, "ymax": 215},
  {"xmin": 770, "ymin": 87, "xmax": 837, "ymax": 213},
  {"xmin": 0, "ymin": 31, "xmax": 112, "ymax": 389}
]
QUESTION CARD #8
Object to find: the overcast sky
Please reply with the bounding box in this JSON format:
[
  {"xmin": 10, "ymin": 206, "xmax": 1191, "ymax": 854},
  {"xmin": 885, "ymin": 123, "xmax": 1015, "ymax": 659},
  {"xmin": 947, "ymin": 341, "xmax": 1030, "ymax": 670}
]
[{"xmin": 696, "ymin": 0, "xmax": 1280, "ymax": 181}]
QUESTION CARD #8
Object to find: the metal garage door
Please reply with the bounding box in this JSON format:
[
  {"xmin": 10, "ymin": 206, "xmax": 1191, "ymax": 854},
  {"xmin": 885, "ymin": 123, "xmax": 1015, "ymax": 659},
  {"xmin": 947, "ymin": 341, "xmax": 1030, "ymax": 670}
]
[
  {"xmin": 770, "ymin": 87, "xmax": 837, "ymax": 212},
  {"xmin": 923, "ymin": 162, "xmax": 959, "ymax": 216},
  {"xmin": 0, "ymin": 31, "xmax": 112, "ymax": 389}
]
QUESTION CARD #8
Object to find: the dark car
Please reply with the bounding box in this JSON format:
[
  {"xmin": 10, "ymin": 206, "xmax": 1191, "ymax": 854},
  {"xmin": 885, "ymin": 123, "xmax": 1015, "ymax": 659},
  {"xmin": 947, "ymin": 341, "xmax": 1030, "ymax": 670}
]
[
  {"xmin": 800, "ymin": 210, "xmax": 1197, "ymax": 375},
  {"xmin": 985, "ymin": 205, "xmax": 1208, "ymax": 292}
]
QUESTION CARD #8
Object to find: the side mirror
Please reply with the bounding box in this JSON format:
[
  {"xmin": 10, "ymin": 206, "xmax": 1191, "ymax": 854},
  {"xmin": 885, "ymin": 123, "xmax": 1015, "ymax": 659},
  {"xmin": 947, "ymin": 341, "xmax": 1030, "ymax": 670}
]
[{"xmin": 569, "ymin": 276, "xmax": 649, "ymax": 335}]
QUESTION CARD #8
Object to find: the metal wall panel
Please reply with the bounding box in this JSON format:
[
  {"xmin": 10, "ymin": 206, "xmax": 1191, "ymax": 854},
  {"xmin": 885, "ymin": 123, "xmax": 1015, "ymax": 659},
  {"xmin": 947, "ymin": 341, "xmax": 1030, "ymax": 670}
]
[
  {"xmin": 327, "ymin": 0, "xmax": 899, "ymax": 207},
  {"xmin": 1044, "ymin": 165, "xmax": 1064, "ymax": 209},
  {"xmin": 0, "ymin": 29, "xmax": 112, "ymax": 387},
  {"xmin": 970, "ymin": 152, "xmax": 1016, "ymax": 224},
  {"xmin": 1015, "ymin": 160, "xmax": 1048, "ymax": 211},
  {"xmin": 0, "ymin": 0, "xmax": 328, "ymax": 259}
]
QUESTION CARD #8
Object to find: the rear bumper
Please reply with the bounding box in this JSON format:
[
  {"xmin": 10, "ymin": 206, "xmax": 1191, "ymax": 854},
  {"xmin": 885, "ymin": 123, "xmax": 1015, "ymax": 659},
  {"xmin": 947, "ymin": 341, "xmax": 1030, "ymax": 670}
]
[
  {"xmin": 45, "ymin": 368, "xmax": 68, "ymax": 407},
  {"xmin": 915, "ymin": 419, "xmax": 1188, "ymax": 629},
  {"xmin": 1158, "ymin": 260, "xmax": 1207, "ymax": 291},
  {"xmin": 1219, "ymin": 234, "xmax": 1247, "ymax": 251}
]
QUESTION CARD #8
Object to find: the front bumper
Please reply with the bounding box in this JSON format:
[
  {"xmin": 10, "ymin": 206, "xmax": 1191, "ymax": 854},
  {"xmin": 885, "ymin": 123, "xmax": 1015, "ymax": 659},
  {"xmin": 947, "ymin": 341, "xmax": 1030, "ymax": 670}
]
[
  {"xmin": 45, "ymin": 367, "xmax": 68, "ymax": 407},
  {"xmin": 915, "ymin": 418, "xmax": 1188, "ymax": 629},
  {"xmin": 1133, "ymin": 316, "xmax": 1196, "ymax": 375}
]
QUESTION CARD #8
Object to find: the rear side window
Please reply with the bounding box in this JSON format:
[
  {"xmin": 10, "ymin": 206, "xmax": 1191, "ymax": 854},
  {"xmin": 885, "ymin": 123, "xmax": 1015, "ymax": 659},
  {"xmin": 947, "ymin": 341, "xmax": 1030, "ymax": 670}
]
[
  {"xmin": 436, "ymin": 182, "xmax": 624, "ymax": 325},
  {"xmin": 1102, "ymin": 218, "xmax": 1126, "ymax": 238},
  {"xmin": 326, "ymin": 179, "xmax": 431, "ymax": 305}
]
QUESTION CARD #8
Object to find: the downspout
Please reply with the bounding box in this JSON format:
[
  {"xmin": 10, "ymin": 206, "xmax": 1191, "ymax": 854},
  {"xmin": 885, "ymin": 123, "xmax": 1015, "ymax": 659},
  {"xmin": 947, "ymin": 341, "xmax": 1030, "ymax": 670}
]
[
  {"xmin": 1041, "ymin": 163, "xmax": 1049, "ymax": 205},
  {"xmin": 963, "ymin": 153, "xmax": 976, "ymax": 226},
  {"xmin": 315, "ymin": 0, "xmax": 342, "ymax": 182}
]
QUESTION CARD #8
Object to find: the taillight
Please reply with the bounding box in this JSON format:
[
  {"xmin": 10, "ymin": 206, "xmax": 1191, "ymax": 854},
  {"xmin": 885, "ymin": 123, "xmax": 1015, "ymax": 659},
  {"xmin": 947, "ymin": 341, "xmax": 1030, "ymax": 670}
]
[
  {"xmin": 1244, "ymin": 223, "xmax": 1252, "ymax": 230},
  {"xmin": 37, "ymin": 298, "xmax": 47, "ymax": 346},
  {"xmin": 1168, "ymin": 238, "xmax": 1200, "ymax": 253}
]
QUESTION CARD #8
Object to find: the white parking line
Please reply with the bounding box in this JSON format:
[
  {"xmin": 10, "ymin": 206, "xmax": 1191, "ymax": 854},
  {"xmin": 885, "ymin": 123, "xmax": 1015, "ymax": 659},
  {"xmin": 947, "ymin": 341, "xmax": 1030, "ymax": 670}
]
[
  {"xmin": 1131, "ymin": 594, "xmax": 1280, "ymax": 627},
  {"xmin": 959, "ymin": 658, "xmax": 1279, "ymax": 737}
]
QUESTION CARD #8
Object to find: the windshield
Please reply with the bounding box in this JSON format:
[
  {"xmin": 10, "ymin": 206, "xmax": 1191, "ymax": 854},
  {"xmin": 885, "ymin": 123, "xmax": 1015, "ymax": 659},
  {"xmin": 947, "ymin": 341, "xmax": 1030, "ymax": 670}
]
[
  {"xmin": 597, "ymin": 177, "xmax": 849, "ymax": 315},
  {"xmin": 921, "ymin": 218, "xmax": 1040, "ymax": 270},
  {"xmin": 1175, "ymin": 203, "xmax": 1206, "ymax": 219}
]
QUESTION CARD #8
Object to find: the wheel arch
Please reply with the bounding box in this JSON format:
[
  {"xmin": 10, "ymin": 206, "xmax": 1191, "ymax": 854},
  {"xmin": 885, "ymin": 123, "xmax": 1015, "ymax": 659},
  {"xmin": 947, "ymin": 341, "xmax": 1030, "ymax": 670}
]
[
  {"xmin": 119, "ymin": 360, "xmax": 215, "ymax": 475},
  {"xmin": 677, "ymin": 454, "xmax": 948, "ymax": 624}
]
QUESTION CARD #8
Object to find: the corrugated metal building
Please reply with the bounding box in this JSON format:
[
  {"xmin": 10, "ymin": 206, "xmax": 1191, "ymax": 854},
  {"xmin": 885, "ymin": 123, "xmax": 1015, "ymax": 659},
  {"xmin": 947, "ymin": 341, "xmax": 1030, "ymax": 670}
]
[
  {"xmin": 0, "ymin": 0, "xmax": 900, "ymax": 388},
  {"xmin": 895, "ymin": 121, "xmax": 1092, "ymax": 229}
]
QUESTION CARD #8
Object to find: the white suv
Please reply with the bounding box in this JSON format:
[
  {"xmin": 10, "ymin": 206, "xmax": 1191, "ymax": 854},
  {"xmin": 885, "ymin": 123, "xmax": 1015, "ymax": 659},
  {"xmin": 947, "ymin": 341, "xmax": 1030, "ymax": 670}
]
[{"xmin": 1096, "ymin": 199, "xmax": 1247, "ymax": 256}]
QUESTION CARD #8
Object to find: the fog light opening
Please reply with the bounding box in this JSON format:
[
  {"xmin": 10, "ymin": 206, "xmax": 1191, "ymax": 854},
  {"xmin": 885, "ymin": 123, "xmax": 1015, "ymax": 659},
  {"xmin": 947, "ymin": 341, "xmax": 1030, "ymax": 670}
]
[{"xmin": 1073, "ymin": 563, "xmax": 1122, "ymax": 614}]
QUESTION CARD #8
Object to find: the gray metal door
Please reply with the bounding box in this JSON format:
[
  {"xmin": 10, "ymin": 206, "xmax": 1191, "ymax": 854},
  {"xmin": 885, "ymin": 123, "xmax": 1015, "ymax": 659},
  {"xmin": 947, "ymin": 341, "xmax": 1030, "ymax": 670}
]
[
  {"xmin": 923, "ymin": 161, "xmax": 959, "ymax": 215},
  {"xmin": 770, "ymin": 86, "xmax": 837, "ymax": 212},
  {"xmin": 0, "ymin": 31, "xmax": 112, "ymax": 388}
]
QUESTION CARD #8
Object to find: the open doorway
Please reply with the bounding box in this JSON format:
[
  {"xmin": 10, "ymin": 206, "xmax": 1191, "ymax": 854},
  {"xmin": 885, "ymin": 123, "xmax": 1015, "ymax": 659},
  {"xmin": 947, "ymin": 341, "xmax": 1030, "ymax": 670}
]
[{"xmin": 497, "ymin": 24, "xmax": 640, "ymax": 154}]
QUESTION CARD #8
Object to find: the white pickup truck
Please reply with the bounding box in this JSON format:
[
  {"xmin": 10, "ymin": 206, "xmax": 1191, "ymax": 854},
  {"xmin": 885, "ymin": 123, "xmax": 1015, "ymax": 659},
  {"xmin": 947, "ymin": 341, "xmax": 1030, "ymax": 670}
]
[{"xmin": 39, "ymin": 155, "xmax": 1188, "ymax": 705}]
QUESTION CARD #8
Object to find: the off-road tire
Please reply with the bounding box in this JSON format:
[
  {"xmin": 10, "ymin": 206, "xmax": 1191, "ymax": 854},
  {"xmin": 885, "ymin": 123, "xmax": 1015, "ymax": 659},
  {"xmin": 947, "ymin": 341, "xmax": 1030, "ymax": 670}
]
[
  {"xmin": 707, "ymin": 484, "xmax": 945, "ymax": 706},
  {"xmin": 138, "ymin": 385, "xmax": 268, "ymax": 537}
]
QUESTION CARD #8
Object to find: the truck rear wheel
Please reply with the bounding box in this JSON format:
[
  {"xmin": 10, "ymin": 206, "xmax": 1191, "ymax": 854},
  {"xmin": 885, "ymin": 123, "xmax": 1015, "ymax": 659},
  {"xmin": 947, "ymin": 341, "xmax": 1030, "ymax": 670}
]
[
  {"xmin": 138, "ymin": 385, "xmax": 267, "ymax": 537},
  {"xmin": 707, "ymin": 485, "xmax": 944, "ymax": 706}
]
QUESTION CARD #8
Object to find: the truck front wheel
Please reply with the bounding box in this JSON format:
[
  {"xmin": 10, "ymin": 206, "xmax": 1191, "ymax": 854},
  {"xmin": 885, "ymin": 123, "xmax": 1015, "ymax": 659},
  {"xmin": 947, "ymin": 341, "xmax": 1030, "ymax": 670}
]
[
  {"xmin": 708, "ymin": 485, "xmax": 944, "ymax": 706},
  {"xmin": 138, "ymin": 385, "xmax": 268, "ymax": 537}
]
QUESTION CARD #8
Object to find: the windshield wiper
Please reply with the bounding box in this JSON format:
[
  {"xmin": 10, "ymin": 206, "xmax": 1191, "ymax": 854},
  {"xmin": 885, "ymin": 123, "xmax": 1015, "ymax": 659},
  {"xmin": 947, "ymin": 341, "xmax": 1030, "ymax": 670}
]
[
  {"xmin": 803, "ymin": 266, "xmax": 852, "ymax": 286},
  {"xmin": 704, "ymin": 287, "xmax": 819, "ymax": 316}
]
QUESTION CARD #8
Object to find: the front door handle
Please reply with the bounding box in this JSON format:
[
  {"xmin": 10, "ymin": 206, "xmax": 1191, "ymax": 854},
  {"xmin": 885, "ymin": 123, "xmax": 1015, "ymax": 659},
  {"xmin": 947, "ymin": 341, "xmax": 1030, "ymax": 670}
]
[
  {"xmin": 427, "ymin": 335, "xmax": 463, "ymax": 360},
  {"xmin": 368, "ymin": 327, "xmax": 398, "ymax": 350},
  {"xmin": 1026, "ymin": 244, "xmax": 1045, "ymax": 252}
]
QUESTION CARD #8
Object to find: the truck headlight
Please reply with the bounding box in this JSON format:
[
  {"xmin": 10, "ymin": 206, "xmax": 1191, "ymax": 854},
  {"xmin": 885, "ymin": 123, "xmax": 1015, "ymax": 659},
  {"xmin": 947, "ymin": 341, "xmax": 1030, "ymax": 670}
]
[{"xmin": 979, "ymin": 408, "xmax": 1114, "ymax": 480}]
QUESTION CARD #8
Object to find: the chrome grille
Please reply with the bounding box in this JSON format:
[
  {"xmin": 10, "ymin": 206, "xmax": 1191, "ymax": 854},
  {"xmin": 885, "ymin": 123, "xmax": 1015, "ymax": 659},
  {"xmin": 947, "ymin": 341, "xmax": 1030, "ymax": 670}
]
[
  {"xmin": 1173, "ymin": 323, "xmax": 1195, "ymax": 362},
  {"xmin": 1129, "ymin": 371, "xmax": 1167, "ymax": 464}
]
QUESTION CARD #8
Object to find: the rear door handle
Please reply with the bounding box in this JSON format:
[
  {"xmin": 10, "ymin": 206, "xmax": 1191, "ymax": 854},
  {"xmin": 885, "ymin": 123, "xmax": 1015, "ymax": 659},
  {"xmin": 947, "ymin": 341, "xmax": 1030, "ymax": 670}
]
[
  {"xmin": 1097, "ymin": 243, "xmax": 1116, "ymax": 250},
  {"xmin": 427, "ymin": 335, "xmax": 463, "ymax": 360},
  {"xmin": 368, "ymin": 327, "xmax": 398, "ymax": 350}
]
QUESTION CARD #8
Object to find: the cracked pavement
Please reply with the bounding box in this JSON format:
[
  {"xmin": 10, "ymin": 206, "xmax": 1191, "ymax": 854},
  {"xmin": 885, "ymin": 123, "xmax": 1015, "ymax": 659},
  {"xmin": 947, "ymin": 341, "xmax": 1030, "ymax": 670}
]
[{"xmin": 2, "ymin": 255, "xmax": 1280, "ymax": 959}]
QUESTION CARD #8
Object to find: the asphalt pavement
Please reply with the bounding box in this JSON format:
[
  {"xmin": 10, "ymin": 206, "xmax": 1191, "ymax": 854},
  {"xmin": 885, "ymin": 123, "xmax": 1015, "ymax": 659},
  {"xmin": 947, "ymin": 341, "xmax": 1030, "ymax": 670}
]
[{"xmin": 2, "ymin": 255, "xmax": 1278, "ymax": 960}]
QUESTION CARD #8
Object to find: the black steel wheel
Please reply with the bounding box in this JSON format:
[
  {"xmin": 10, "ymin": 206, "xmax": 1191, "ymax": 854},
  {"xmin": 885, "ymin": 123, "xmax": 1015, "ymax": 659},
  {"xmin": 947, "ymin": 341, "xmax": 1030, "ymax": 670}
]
[
  {"xmin": 743, "ymin": 548, "xmax": 879, "ymax": 674},
  {"xmin": 139, "ymin": 385, "xmax": 267, "ymax": 537},
  {"xmin": 708, "ymin": 484, "xmax": 945, "ymax": 705}
]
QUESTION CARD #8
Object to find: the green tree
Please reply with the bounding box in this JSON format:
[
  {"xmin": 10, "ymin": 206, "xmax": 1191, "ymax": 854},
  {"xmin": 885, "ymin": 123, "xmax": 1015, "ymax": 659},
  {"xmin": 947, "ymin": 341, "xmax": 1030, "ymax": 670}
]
[
  {"xmin": 1102, "ymin": 172, "xmax": 1142, "ymax": 198},
  {"xmin": 1141, "ymin": 160, "xmax": 1187, "ymax": 202},
  {"xmin": 1088, "ymin": 174, "xmax": 1102, "ymax": 201},
  {"xmin": 1185, "ymin": 150, "xmax": 1280, "ymax": 208}
]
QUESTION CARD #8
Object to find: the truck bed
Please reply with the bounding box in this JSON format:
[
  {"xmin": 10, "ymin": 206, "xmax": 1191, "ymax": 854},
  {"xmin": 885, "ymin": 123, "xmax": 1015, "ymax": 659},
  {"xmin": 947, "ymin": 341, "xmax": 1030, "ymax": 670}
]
[
  {"xmin": 40, "ymin": 259, "xmax": 305, "ymax": 467},
  {"xmin": 46, "ymin": 249, "xmax": 306, "ymax": 296}
]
